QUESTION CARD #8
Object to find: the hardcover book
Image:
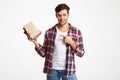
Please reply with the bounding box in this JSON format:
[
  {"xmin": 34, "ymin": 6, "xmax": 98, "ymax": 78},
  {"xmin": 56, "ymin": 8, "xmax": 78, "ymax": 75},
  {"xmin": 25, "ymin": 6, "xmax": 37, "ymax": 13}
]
[{"xmin": 23, "ymin": 22, "xmax": 41, "ymax": 39}]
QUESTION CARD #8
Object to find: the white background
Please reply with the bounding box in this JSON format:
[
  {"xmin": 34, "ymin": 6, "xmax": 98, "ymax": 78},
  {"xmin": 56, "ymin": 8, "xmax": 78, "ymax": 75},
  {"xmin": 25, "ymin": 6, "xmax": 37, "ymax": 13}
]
[{"xmin": 0, "ymin": 0, "xmax": 120, "ymax": 80}]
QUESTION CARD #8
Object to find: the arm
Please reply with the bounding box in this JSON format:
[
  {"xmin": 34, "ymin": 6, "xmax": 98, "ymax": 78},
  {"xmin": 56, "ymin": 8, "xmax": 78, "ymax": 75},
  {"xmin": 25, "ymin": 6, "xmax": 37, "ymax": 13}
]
[{"xmin": 74, "ymin": 30, "xmax": 85, "ymax": 57}]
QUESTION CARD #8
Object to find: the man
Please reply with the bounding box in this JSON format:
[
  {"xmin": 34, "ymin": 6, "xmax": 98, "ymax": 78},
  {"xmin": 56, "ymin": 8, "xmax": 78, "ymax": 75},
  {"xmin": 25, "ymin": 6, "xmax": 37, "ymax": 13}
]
[{"xmin": 26, "ymin": 3, "xmax": 85, "ymax": 80}]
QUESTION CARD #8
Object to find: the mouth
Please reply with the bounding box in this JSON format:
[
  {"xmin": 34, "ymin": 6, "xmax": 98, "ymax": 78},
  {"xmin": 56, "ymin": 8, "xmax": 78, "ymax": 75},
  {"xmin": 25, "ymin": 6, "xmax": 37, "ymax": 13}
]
[{"xmin": 60, "ymin": 20, "xmax": 65, "ymax": 23}]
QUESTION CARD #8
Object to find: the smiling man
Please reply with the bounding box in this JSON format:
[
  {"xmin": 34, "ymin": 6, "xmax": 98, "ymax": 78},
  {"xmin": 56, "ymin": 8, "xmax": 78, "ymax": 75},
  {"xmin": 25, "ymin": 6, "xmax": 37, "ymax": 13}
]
[{"xmin": 26, "ymin": 3, "xmax": 85, "ymax": 80}]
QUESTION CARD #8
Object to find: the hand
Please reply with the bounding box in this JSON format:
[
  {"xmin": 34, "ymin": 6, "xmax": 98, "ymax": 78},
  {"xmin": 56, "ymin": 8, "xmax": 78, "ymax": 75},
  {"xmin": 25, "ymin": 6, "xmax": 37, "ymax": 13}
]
[
  {"xmin": 24, "ymin": 31, "xmax": 37, "ymax": 43},
  {"xmin": 61, "ymin": 35, "xmax": 76, "ymax": 50},
  {"xmin": 60, "ymin": 35, "xmax": 73, "ymax": 45}
]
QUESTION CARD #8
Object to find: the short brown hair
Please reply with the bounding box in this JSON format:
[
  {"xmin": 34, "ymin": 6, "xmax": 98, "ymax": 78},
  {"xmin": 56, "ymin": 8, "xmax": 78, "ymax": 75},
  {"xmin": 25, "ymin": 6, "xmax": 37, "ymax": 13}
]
[{"xmin": 55, "ymin": 3, "xmax": 70, "ymax": 13}]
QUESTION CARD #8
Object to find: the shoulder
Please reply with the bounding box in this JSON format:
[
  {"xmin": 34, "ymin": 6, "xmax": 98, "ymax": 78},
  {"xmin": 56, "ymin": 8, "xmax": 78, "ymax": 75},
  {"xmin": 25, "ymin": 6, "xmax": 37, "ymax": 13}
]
[
  {"xmin": 45, "ymin": 25, "xmax": 56, "ymax": 35},
  {"xmin": 69, "ymin": 24, "xmax": 81, "ymax": 33}
]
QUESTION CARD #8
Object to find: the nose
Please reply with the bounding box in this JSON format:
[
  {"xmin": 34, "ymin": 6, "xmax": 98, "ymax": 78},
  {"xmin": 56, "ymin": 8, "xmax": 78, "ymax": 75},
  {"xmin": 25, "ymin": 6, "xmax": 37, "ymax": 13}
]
[{"xmin": 60, "ymin": 15, "xmax": 64, "ymax": 19}]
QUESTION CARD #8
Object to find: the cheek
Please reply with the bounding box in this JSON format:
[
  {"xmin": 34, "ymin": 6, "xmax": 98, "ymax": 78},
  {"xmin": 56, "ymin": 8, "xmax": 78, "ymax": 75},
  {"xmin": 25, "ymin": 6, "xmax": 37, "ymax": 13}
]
[
  {"xmin": 58, "ymin": 17, "xmax": 61, "ymax": 21},
  {"xmin": 56, "ymin": 16, "xmax": 61, "ymax": 20},
  {"xmin": 64, "ymin": 16, "xmax": 68, "ymax": 21}
]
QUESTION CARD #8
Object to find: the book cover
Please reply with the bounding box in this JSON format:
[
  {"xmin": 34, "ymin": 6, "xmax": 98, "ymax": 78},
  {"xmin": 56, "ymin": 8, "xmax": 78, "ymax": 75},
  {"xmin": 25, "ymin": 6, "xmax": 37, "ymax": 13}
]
[{"xmin": 23, "ymin": 21, "xmax": 41, "ymax": 39}]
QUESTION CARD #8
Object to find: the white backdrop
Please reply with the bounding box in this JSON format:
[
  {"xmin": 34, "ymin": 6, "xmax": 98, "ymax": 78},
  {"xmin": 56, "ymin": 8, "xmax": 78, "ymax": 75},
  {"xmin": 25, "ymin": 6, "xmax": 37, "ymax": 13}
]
[{"xmin": 0, "ymin": 0, "xmax": 120, "ymax": 80}]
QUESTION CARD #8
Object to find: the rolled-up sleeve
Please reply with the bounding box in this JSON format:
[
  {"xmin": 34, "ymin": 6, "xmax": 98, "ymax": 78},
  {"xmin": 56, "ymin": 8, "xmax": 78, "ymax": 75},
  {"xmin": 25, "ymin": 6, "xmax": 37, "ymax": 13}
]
[{"xmin": 74, "ymin": 30, "xmax": 85, "ymax": 57}]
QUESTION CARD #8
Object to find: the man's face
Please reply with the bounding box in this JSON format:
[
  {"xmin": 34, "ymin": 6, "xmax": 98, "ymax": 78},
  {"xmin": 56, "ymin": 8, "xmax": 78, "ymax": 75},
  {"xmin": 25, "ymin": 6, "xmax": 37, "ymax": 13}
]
[{"xmin": 56, "ymin": 9, "xmax": 69, "ymax": 26}]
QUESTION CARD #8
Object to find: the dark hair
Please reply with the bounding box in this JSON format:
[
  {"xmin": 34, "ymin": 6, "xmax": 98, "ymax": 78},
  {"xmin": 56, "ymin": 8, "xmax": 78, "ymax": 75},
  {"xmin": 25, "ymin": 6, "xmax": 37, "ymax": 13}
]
[{"xmin": 55, "ymin": 3, "xmax": 70, "ymax": 13}]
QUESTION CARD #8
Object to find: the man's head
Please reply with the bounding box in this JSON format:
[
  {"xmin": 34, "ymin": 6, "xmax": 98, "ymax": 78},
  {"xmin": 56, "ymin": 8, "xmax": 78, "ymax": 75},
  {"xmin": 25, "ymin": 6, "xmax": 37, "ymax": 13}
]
[
  {"xmin": 55, "ymin": 3, "xmax": 70, "ymax": 26},
  {"xmin": 55, "ymin": 3, "xmax": 70, "ymax": 14}
]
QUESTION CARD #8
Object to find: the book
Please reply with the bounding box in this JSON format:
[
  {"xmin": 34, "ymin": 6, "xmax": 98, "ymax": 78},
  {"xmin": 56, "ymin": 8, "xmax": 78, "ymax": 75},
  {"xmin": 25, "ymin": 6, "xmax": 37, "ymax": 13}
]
[{"xmin": 23, "ymin": 21, "xmax": 41, "ymax": 39}]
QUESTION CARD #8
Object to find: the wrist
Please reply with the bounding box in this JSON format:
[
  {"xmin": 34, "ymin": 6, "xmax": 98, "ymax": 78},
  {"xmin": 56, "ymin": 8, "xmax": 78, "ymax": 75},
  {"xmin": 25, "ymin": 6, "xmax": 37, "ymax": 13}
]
[{"xmin": 33, "ymin": 41, "xmax": 39, "ymax": 47}]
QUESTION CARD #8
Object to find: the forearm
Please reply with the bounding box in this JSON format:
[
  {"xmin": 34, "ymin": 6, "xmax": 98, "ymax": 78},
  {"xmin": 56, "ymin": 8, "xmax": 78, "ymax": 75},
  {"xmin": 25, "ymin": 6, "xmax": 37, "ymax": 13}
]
[{"xmin": 69, "ymin": 40, "xmax": 76, "ymax": 51}]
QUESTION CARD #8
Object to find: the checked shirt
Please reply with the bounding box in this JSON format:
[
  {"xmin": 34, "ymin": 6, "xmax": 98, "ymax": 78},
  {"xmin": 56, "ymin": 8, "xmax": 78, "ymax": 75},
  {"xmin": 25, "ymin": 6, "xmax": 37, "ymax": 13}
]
[{"xmin": 35, "ymin": 23, "xmax": 85, "ymax": 77}]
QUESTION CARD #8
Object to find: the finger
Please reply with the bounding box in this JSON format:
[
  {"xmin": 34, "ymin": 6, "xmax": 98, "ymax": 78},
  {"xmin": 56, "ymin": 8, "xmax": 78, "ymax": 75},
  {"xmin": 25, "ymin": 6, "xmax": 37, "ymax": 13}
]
[
  {"xmin": 70, "ymin": 36, "xmax": 72, "ymax": 38},
  {"xmin": 26, "ymin": 33, "xmax": 31, "ymax": 37},
  {"xmin": 60, "ymin": 35, "xmax": 66, "ymax": 38}
]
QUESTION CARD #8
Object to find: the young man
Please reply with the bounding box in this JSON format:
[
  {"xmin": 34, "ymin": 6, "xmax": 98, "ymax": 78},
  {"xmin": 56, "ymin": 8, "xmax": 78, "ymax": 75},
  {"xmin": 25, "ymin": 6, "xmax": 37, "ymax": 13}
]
[{"xmin": 26, "ymin": 3, "xmax": 85, "ymax": 80}]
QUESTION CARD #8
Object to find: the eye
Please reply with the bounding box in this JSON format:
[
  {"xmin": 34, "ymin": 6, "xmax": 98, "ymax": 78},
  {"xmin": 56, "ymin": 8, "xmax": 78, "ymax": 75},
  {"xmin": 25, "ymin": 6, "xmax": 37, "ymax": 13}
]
[
  {"xmin": 57, "ymin": 14, "xmax": 61, "ymax": 17},
  {"xmin": 63, "ymin": 14, "xmax": 66, "ymax": 16}
]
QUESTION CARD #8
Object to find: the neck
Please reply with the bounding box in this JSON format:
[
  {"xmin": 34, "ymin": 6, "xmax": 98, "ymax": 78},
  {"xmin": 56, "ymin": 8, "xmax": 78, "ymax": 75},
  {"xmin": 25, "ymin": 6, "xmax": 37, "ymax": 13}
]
[{"xmin": 57, "ymin": 23, "xmax": 70, "ymax": 32}]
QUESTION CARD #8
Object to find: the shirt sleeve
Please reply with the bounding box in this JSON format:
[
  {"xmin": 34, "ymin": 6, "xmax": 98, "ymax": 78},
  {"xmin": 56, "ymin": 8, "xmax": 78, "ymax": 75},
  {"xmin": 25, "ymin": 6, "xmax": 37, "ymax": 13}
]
[{"xmin": 73, "ymin": 30, "xmax": 85, "ymax": 57}]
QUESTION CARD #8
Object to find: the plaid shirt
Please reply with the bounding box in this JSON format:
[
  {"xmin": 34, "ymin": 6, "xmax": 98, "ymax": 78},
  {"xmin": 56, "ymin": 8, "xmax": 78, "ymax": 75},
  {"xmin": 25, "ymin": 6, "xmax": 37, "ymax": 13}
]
[{"xmin": 35, "ymin": 23, "xmax": 85, "ymax": 77}]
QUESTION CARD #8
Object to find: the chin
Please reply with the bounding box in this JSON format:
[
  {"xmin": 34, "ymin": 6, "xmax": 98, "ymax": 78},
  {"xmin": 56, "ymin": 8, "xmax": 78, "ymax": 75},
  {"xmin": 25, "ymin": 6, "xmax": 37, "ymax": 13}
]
[{"xmin": 59, "ymin": 22, "xmax": 67, "ymax": 26}]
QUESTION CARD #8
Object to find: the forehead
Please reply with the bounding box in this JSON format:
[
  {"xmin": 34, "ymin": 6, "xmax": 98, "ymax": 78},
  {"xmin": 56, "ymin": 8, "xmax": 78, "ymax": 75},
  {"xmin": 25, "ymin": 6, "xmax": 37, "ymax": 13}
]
[{"xmin": 56, "ymin": 9, "xmax": 68, "ymax": 14}]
